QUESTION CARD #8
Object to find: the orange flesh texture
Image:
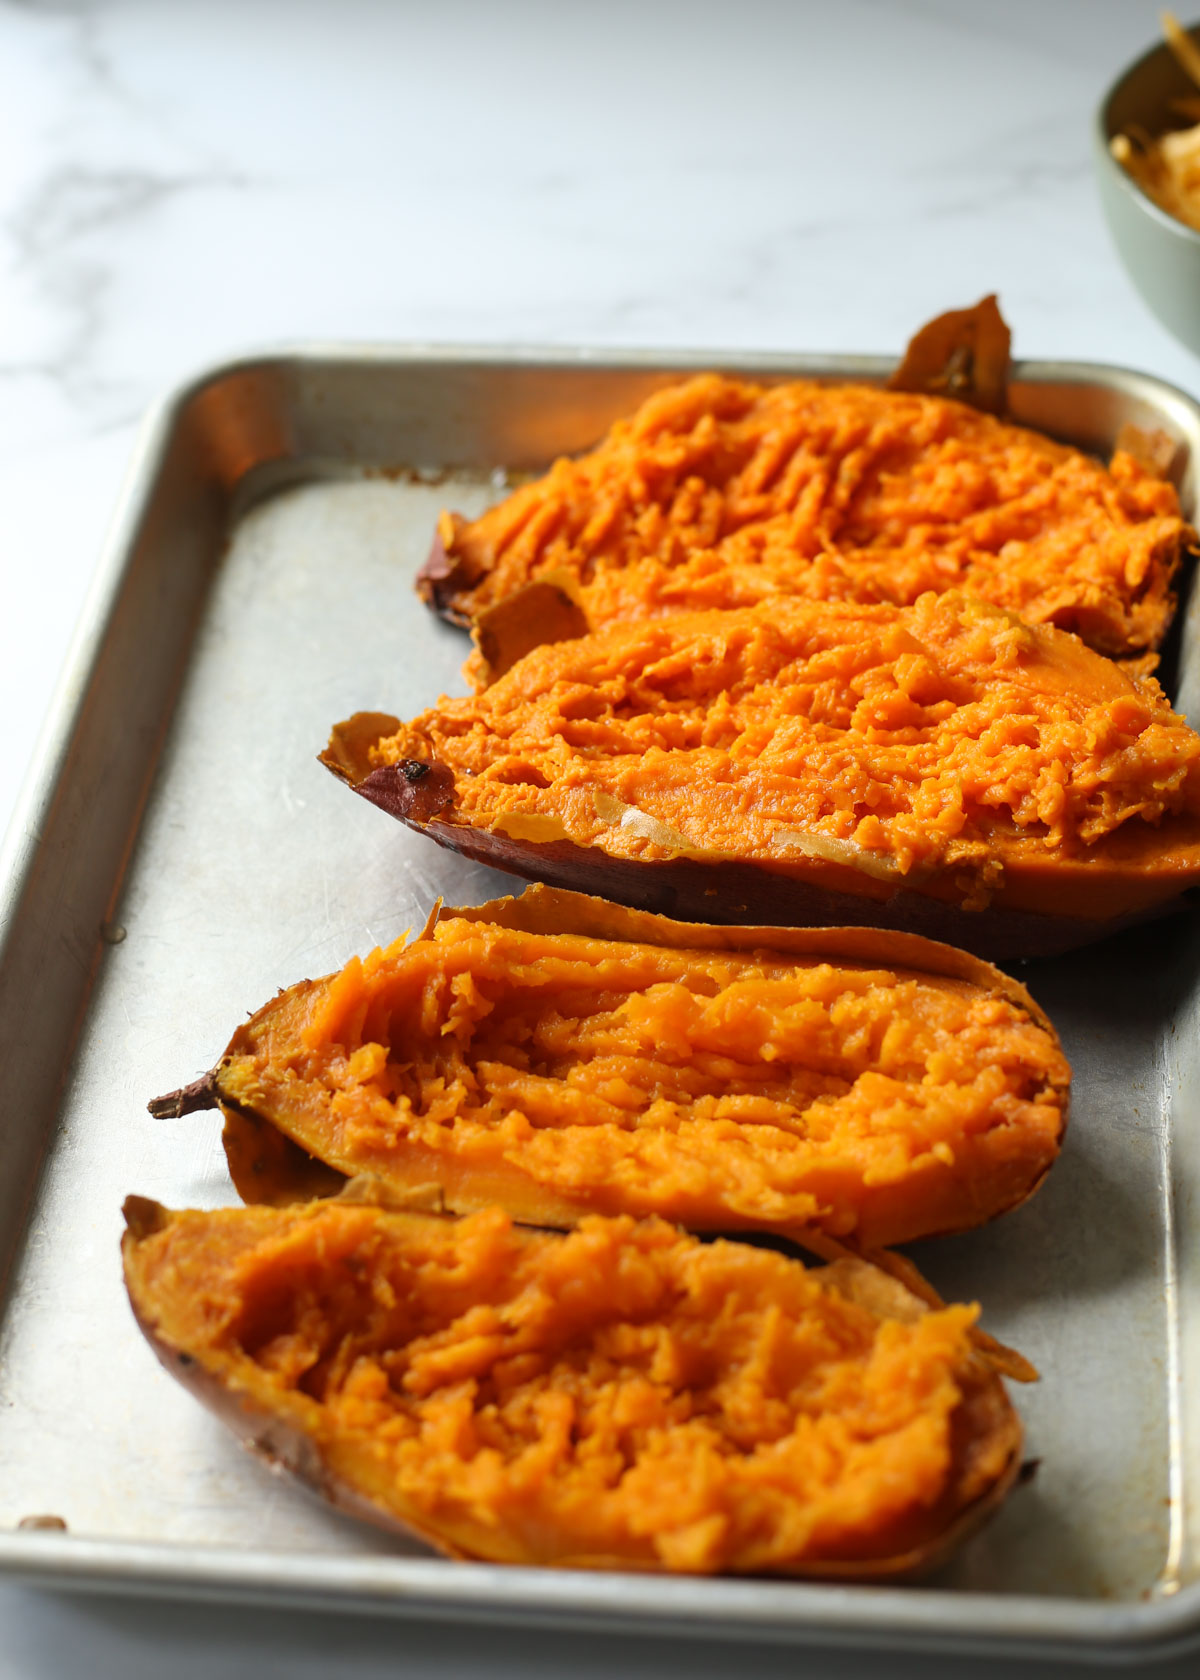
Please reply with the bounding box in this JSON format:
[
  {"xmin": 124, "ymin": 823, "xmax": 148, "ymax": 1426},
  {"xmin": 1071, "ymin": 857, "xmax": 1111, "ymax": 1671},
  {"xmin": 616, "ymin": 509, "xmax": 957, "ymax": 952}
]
[
  {"xmin": 436, "ymin": 376, "xmax": 1191, "ymax": 659},
  {"xmin": 125, "ymin": 1202, "xmax": 1016, "ymax": 1573},
  {"xmin": 218, "ymin": 915, "xmax": 1068, "ymax": 1249},
  {"xmin": 371, "ymin": 592, "xmax": 1200, "ymax": 917}
]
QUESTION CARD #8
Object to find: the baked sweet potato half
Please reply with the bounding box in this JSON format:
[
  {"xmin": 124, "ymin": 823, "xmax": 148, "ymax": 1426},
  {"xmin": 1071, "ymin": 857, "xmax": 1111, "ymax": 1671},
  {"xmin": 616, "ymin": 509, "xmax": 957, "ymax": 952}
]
[
  {"xmin": 150, "ymin": 886, "xmax": 1068, "ymax": 1251},
  {"xmin": 419, "ymin": 310, "xmax": 1191, "ymax": 667},
  {"xmin": 322, "ymin": 593, "xmax": 1200, "ymax": 959},
  {"xmin": 121, "ymin": 1195, "xmax": 1025, "ymax": 1578}
]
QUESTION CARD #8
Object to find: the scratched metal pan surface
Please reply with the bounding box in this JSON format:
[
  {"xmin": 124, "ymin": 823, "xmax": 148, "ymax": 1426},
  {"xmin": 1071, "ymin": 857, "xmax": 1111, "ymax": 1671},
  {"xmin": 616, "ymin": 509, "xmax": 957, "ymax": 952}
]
[{"xmin": 1, "ymin": 346, "xmax": 1199, "ymax": 1663}]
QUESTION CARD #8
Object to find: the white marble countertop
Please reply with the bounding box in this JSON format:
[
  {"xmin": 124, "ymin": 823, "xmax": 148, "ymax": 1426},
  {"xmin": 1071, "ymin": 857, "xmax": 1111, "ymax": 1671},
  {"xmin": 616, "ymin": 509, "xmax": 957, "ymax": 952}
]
[{"xmin": 2, "ymin": 1, "xmax": 1199, "ymax": 1674}]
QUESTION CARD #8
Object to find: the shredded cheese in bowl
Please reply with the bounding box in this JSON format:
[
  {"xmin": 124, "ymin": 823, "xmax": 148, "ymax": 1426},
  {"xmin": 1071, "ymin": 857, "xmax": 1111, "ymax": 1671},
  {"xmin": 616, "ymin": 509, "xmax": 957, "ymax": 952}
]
[{"xmin": 1112, "ymin": 14, "xmax": 1200, "ymax": 234}]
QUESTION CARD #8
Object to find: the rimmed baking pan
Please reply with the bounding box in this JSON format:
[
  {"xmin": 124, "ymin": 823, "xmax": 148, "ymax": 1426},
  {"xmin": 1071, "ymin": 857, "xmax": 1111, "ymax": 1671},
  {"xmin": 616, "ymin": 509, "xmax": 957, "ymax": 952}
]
[{"xmin": 0, "ymin": 345, "xmax": 1198, "ymax": 1662}]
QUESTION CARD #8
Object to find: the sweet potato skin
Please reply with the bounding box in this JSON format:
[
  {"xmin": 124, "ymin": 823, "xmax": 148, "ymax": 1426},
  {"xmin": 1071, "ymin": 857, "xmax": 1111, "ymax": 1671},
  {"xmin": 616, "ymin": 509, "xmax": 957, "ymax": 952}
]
[
  {"xmin": 887, "ymin": 294, "xmax": 1011, "ymax": 414},
  {"xmin": 121, "ymin": 1195, "xmax": 1024, "ymax": 1579},
  {"xmin": 155, "ymin": 885, "xmax": 1068, "ymax": 1245},
  {"xmin": 120, "ymin": 1197, "xmax": 469, "ymax": 1559},
  {"xmin": 322, "ymin": 712, "xmax": 1200, "ymax": 963},
  {"xmin": 417, "ymin": 300, "xmax": 1018, "ymax": 630},
  {"xmin": 418, "ymin": 302, "xmax": 1192, "ymax": 662}
]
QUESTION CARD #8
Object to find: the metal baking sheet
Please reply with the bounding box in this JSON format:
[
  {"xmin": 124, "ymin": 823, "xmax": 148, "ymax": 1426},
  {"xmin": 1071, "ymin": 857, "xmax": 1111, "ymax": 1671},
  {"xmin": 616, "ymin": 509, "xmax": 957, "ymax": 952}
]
[{"xmin": 1, "ymin": 346, "xmax": 1199, "ymax": 1663}]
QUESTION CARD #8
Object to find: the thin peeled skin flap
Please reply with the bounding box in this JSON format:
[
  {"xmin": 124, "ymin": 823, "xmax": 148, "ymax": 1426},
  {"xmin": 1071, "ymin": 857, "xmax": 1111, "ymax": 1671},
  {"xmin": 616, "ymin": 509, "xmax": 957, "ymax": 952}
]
[
  {"xmin": 121, "ymin": 1198, "xmax": 1024, "ymax": 1577},
  {"xmin": 417, "ymin": 370, "xmax": 1192, "ymax": 661},
  {"xmin": 175, "ymin": 886, "xmax": 1069, "ymax": 1250},
  {"xmin": 324, "ymin": 593, "xmax": 1200, "ymax": 956}
]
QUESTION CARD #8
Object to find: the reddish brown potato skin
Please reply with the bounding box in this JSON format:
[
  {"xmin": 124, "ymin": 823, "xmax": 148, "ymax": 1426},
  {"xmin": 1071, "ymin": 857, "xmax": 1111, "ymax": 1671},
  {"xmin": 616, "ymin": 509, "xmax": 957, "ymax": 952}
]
[
  {"xmin": 120, "ymin": 1196, "xmax": 1024, "ymax": 1580},
  {"xmin": 887, "ymin": 295, "xmax": 1011, "ymax": 414},
  {"xmin": 417, "ymin": 526, "xmax": 471, "ymax": 627},
  {"xmin": 122, "ymin": 1201, "xmax": 456, "ymax": 1556},
  {"xmin": 326, "ymin": 737, "xmax": 1193, "ymax": 963},
  {"xmin": 184, "ymin": 883, "xmax": 1067, "ymax": 1231}
]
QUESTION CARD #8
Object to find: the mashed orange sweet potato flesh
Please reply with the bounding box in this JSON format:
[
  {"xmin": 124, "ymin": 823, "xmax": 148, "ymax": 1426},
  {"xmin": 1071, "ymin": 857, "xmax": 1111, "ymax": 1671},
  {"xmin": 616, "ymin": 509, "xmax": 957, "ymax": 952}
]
[
  {"xmin": 373, "ymin": 592, "xmax": 1200, "ymax": 904},
  {"xmin": 427, "ymin": 376, "xmax": 1191, "ymax": 660},
  {"xmin": 218, "ymin": 912, "xmax": 1067, "ymax": 1248},
  {"xmin": 125, "ymin": 1202, "xmax": 1015, "ymax": 1572}
]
